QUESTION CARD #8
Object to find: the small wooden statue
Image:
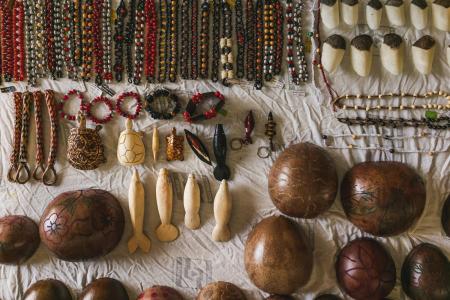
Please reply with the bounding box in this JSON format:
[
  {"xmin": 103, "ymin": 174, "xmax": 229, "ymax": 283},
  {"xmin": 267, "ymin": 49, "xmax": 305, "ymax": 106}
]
[
  {"xmin": 155, "ymin": 168, "xmax": 179, "ymax": 242},
  {"xmin": 166, "ymin": 127, "xmax": 184, "ymax": 161},
  {"xmin": 183, "ymin": 174, "xmax": 201, "ymax": 230},
  {"xmin": 117, "ymin": 119, "xmax": 145, "ymax": 166},
  {"xmin": 128, "ymin": 170, "xmax": 151, "ymax": 254},
  {"xmin": 212, "ymin": 180, "xmax": 232, "ymax": 242}
]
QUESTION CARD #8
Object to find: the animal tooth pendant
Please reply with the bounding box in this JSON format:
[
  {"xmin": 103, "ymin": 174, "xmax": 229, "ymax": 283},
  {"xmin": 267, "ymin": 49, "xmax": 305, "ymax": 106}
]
[
  {"xmin": 322, "ymin": 34, "xmax": 346, "ymax": 73},
  {"xmin": 155, "ymin": 168, "xmax": 179, "ymax": 242},
  {"xmin": 320, "ymin": 0, "xmax": 340, "ymax": 29},
  {"xmin": 183, "ymin": 174, "xmax": 201, "ymax": 230},
  {"xmin": 152, "ymin": 127, "xmax": 159, "ymax": 161},
  {"xmin": 166, "ymin": 127, "xmax": 184, "ymax": 161},
  {"xmin": 117, "ymin": 119, "xmax": 145, "ymax": 166},
  {"xmin": 213, "ymin": 124, "xmax": 231, "ymax": 181},
  {"xmin": 366, "ymin": 0, "xmax": 383, "ymax": 30},
  {"xmin": 128, "ymin": 170, "xmax": 151, "ymax": 254},
  {"xmin": 212, "ymin": 180, "xmax": 232, "ymax": 242}
]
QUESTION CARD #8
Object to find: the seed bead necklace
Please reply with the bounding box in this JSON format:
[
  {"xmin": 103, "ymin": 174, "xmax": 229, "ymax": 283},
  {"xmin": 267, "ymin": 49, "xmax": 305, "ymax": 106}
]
[
  {"xmin": 245, "ymin": 0, "xmax": 255, "ymax": 81},
  {"xmin": 273, "ymin": 0, "xmax": 283, "ymax": 76},
  {"xmin": 53, "ymin": 0, "xmax": 64, "ymax": 79},
  {"xmin": 24, "ymin": 0, "xmax": 37, "ymax": 86},
  {"xmin": 73, "ymin": 0, "xmax": 83, "ymax": 73},
  {"xmin": 63, "ymin": 0, "xmax": 77, "ymax": 80},
  {"xmin": 180, "ymin": 0, "xmax": 190, "ymax": 79},
  {"xmin": 211, "ymin": 0, "xmax": 221, "ymax": 82},
  {"xmin": 158, "ymin": 0, "xmax": 169, "ymax": 82},
  {"xmin": 294, "ymin": 1, "xmax": 308, "ymax": 82},
  {"xmin": 114, "ymin": 0, "xmax": 127, "ymax": 82},
  {"xmin": 1, "ymin": 2, "xmax": 14, "ymax": 82},
  {"xmin": 199, "ymin": 0, "xmax": 210, "ymax": 79},
  {"xmin": 168, "ymin": 0, "xmax": 178, "ymax": 82},
  {"xmin": 263, "ymin": 0, "xmax": 275, "ymax": 81},
  {"xmin": 81, "ymin": 0, "xmax": 94, "ymax": 81},
  {"xmin": 102, "ymin": 0, "xmax": 113, "ymax": 83},
  {"xmin": 132, "ymin": 0, "xmax": 146, "ymax": 85},
  {"xmin": 125, "ymin": 0, "xmax": 137, "ymax": 83},
  {"xmin": 144, "ymin": 0, "xmax": 157, "ymax": 82},
  {"xmin": 191, "ymin": 0, "xmax": 199, "ymax": 79},
  {"xmin": 220, "ymin": 0, "xmax": 234, "ymax": 86},
  {"xmin": 254, "ymin": 0, "xmax": 264, "ymax": 89},
  {"xmin": 235, "ymin": 0, "xmax": 245, "ymax": 79},
  {"xmin": 93, "ymin": 0, "xmax": 104, "ymax": 84},
  {"xmin": 34, "ymin": 0, "xmax": 47, "ymax": 78}
]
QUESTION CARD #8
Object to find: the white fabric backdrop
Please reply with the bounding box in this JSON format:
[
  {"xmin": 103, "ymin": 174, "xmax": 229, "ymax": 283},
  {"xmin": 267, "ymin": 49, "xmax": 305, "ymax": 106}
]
[{"xmin": 0, "ymin": 0, "xmax": 449, "ymax": 299}]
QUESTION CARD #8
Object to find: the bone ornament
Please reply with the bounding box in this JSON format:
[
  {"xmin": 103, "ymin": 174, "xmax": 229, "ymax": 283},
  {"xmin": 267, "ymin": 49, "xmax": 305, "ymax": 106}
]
[
  {"xmin": 117, "ymin": 119, "xmax": 145, "ymax": 166},
  {"xmin": 128, "ymin": 170, "xmax": 151, "ymax": 254},
  {"xmin": 321, "ymin": 0, "xmax": 340, "ymax": 29},
  {"xmin": 366, "ymin": 0, "xmax": 383, "ymax": 30},
  {"xmin": 341, "ymin": 0, "xmax": 359, "ymax": 25},
  {"xmin": 322, "ymin": 34, "xmax": 346, "ymax": 73},
  {"xmin": 152, "ymin": 127, "xmax": 160, "ymax": 161},
  {"xmin": 183, "ymin": 174, "xmax": 201, "ymax": 230},
  {"xmin": 212, "ymin": 180, "xmax": 232, "ymax": 242},
  {"xmin": 447, "ymin": 45, "xmax": 450, "ymax": 65},
  {"xmin": 385, "ymin": 0, "xmax": 406, "ymax": 26},
  {"xmin": 432, "ymin": 0, "xmax": 450, "ymax": 31},
  {"xmin": 380, "ymin": 33, "xmax": 404, "ymax": 75},
  {"xmin": 155, "ymin": 168, "xmax": 179, "ymax": 242},
  {"xmin": 410, "ymin": 0, "xmax": 429, "ymax": 30},
  {"xmin": 351, "ymin": 35, "xmax": 373, "ymax": 77},
  {"xmin": 412, "ymin": 35, "xmax": 435, "ymax": 75}
]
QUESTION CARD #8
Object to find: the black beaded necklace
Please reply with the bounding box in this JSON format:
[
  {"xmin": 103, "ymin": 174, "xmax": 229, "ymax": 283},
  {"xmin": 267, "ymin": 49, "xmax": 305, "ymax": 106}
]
[
  {"xmin": 113, "ymin": 0, "xmax": 127, "ymax": 82},
  {"xmin": 245, "ymin": 0, "xmax": 255, "ymax": 81},
  {"xmin": 254, "ymin": 0, "xmax": 264, "ymax": 89},
  {"xmin": 199, "ymin": 0, "xmax": 210, "ymax": 79},
  {"xmin": 191, "ymin": 0, "xmax": 199, "ymax": 79},
  {"xmin": 211, "ymin": 0, "xmax": 221, "ymax": 82},
  {"xmin": 235, "ymin": 0, "xmax": 245, "ymax": 79},
  {"xmin": 125, "ymin": 0, "xmax": 137, "ymax": 83},
  {"xmin": 220, "ymin": 0, "xmax": 233, "ymax": 86}
]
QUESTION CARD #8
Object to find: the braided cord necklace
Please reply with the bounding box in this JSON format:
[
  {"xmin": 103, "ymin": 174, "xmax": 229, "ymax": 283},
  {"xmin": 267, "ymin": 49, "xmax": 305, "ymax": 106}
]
[
  {"xmin": 158, "ymin": 0, "xmax": 169, "ymax": 82},
  {"xmin": 199, "ymin": 0, "xmax": 210, "ymax": 79},
  {"xmin": 168, "ymin": 0, "xmax": 178, "ymax": 82},
  {"xmin": 125, "ymin": 0, "xmax": 137, "ymax": 83},
  {"xmin": 273, "ymin": 0, "xmax": 283, "ymax": 76},
  {"xmin": 245, "ymin": 0, "xmax": 255, "ymax": 81},
  {"xmin": 35, "ymin": 0, "xmax": 47, "ymax": 79},
  {"xmin": 63, "ymin": 0, "xmax": 77, "ymax": 80},
  {"xmin": 12, "ymin": 0, "xmax": 26, "ymax": 82},
  {"xmin": 53, "ymin": 0, "xmax": 63, "ymax": 79},
  {"xmin": 132, "ymin": 0, "xmax": 147, "ymax": 84},
  {"xmin": 32, "ymin": 91, "xmax": 45, "ymax": 179},
  {"xmin": 211, "ymin": 0, "xmax": 221, "ymax": 82},
  {"xmin": 1, "ymin": 2, "xmax": 14, "ymax": 82},
  {"xmin": 113, "ymin": 0, "xmax": 127, "ymax": 82},
  {"xmin": 102, "ymin": 0, "xmax": 113, "ymax": 82},
  {"xmin": 235, "ymin": 0, "xmax": 245, "ymax": 79},
  {"xmin": 24, "ymin": 0, "xmax": 37, "ymax": 86},
  {"xmin": 15, "ymin": 92, "xmax": 32, "ymax": 184},
  {"xmin": 191, "ymin": 0, "xmax": 199, "ymax": 79},
  {"xmin": 93, "ymin": 0, "xmax": 104, "ymax": 84},
  {"xmin": 42, "ymin": 90, "xmax": 59, "ymax": 185},
  {"xmin": 81, "ymin": 0, "xmax": 94, "ymax": 81},
  {"xmin": 254, "ymin": 0, "xmax": 264, "ymax": 89},
  {"xmin": 144, "ymin": 0, "xmax": 157, "ymax": 82},
  {"xmin": 8, "ymin": 92, "xmax": 23, "ymax": 182},
  {"xmin": 263, "ymin": 0, "xmax": 274, "ymax": 81},
  {"xmin": 220, "ymin": 0, "xmax": 233, "ymax": 85},
  {"xmin": 180, "ymin": 0, "xmax": 190, "ymax": 79}
]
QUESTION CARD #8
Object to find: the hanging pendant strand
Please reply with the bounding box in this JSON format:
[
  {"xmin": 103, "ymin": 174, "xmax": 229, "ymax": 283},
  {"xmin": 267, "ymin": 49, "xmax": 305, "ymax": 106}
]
[
  {"xmin": 245, "ymin": 0, "xmax": 255, "ymax": 81},
  {"xmin": 168, "ymin": 0, "xmax": 178, "ymax": 82},
  {"xmin": 35, "ymin": 0, "xmax": 47, "ymax": 79},
  {"xmin": 125, "ymin": 0, "xmax": 137, "ymax": 83},
  {"xmin": 144, "ymin": 0, "xmax": 157, "ymax": 82},
  {"xmin": 220, "ymin": 0, "xmax": 233, "ymax": 86},
  {"xmin": 158, "ymin": 0, "xmax": 168, "ymax": 82},
  {"xmin": 254, "ymin": 0, "xmax": 264, "ymax": 89},
  {"xmin": 294, "ymin": 0, "xmax": 308, "ymax": 82},
  {"xmin": 199, "ymin": 0, "xmax": 210, "ymax": 79},
  {"xmin": 24, "ymin": 0, "xmax": 37, "ymax": 85},
  {"xmin": 73, "ymin": 0, "xmax": 83, "ymax": 75},
  {"xmin": 273, "ymin": 0, "xmax": 283, "ymax": 76},
  {"xmin": 191, "ymin": 0, "xmax": 199, "ymax": 79},
  {"xmin": 93, "ymin": 0, "xmax": 104, "ymax": 84},
  {"xmin": 102, "ymin": 0, "xmax": 113, "ymax": 83},
  {"xmin": 263, "ymin": 0, "xmax": 274, "ymax": 81},
  {"xmin": 180, "ymin": 0, "xmax": 190, "ymax": 79},
  {"xmin": 53, "ymin": 0, "xmax": 64, "ymax": 79},
  {"xmin": 132, "ymin": 0, "xmax": 146, "ymax": 84},
  {"xmin": 113, "ymin": 0, "xmax": 127, "ymax": 82},
  {"xmin": 211, "ymin": 0, "xmax": 221, "ymax": 82},
  {"xmin": 235, "ymin": 0, "xmax": 245, "ymax": 79},
  {"xmin": 63, "ymin": 0, "xmax": 77, "ymax": 80},
  {"xmin": 81, "ymin": 0, "xmax": 94, "ymax": 81},
  {"xmin": 1, "ymin": 2, "xmax": 14, "ymax": 82}
]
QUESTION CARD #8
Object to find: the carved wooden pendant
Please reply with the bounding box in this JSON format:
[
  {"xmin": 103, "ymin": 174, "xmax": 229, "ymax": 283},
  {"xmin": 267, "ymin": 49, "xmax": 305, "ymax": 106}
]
[
  {"xmin": 117, "ymin": 119, "xmax": 145, "ymax": 166},
  {"xmin": 166, "ymin": 128, "xmax": 184, "ymax": 161},
  {"xmin": 185, "ymin": 129, "xmax": 212, "ymax": 165},
  {"xmin": 155, "ymin": 168, "xmax": 179, "ymax": 242}
]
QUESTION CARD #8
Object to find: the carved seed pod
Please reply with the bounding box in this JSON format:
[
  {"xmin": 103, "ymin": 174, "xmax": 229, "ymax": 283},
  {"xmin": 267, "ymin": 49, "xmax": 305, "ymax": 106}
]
[
  {"xmin": 340, "ymin": 161, "xmax": 426, "ymax": 236},
  {"xmin": 23, "ymin": 279, "xmax": 72, "ymax": 300},
  {"xmin": 441, "ymin": 195, "xmax": 450, "ymax": 237},
  {"xmin": 268, "ymin": 142, "xmax": 338, "ymax": 218},
  {"xmin": 138, "ymin": 285, "xmax": 184, "ymax": 300},
  {"xmin": 336, "ymin": 238, "xmax": 396, "ymax": 300},
  {"xmin": 0, "ymin": 215, "xmax": 40, "ymax": 265},
  {"xmin": 79, "ymin": 278, "xmax": 129, "ymax": 300},
  {"xmin": 401, "ymin": 243, "xmax": 450, "ymax": 300},
  {"xmin": 197, "ymin": 281, "xmax": 246, "ymax": 300}
]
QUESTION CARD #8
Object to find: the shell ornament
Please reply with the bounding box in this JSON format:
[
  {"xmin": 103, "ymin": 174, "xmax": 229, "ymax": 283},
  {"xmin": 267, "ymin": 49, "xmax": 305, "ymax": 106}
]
[
  {"xmin": 67, "ymin": 114, "xmax": 106, "ymax": 170},
  {"xmin": 117, "ymin": 119, "xmax": 145, "ymax": 166}
]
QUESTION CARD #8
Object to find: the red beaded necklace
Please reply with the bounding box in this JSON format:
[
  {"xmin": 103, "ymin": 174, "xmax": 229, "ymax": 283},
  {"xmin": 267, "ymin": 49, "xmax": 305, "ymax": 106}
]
[
  {"xmin": 93, "ymin": 0, "xmax": 104, "ymax": 84},
  {"xmin": 144, "ymin": 0, "xmax": 157, "ymax": 82},
  {"xmin": 12, "ymin": 0, "xmax": 25, "ymax": 81},
  {"xmin": 0, "ymin": 2, "xmax": 14, "ymax": 82},
  {"xmin": 44, "ymin": 0, "xmax": 56, "ymax": 78}
]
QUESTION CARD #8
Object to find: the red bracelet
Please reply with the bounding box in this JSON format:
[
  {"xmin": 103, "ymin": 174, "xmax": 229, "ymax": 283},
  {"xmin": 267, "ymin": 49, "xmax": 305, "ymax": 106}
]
[
  {"xmin": 86, "ymin": 96, "xmax": 114, "ymax": 124},
  {"xmin": 60, "ymin": 90, "xmax": 85, "ymax": 121},
  {"xmin": 116, "ymin": 92, "xmax": 142, "ymax": 119}
]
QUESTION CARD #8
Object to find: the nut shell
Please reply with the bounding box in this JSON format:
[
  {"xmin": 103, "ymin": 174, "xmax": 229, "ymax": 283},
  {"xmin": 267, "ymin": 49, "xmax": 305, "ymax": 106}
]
[
  {"xmin": 79, "ymin": 278, "xmax": 129, "ymax": 300},
  {"xmin": 336, "ymin": 238, "xmax": 396, "ymax": 300},
  {"xmin": 197, "ymin": 281, "xmax": 246, "ymax": 300},
  {"xmin": 39, "ymin": 189, "xmax": 125, "ymax": 261},
  {"xmin": 441, "ymin": 195, "xmax": 450, "ymax": 236},
  {"xmin": 138, "ymin": 286, "xmax": 184, "ymax": 300},
  {"xmin": 268, "ymin": 143, "xmax": 338, "ymax": 218},
  {"xmin": 23, "ymin": 279, "xmax": 72, "ymax": 300},
  {"xmin": 401, "ymin": 243, "xmax": 450, "ymax": 300},
  {"xmin": 0, "ymin": 215, "xmax": 39, "ymax": 264},
  {"xmin": 340, "ymin": 161, "xmax": 426, "ymax": 236},
  {"xmin": 244, "ymin": 215, "xmax": 313, "ymax": 295}
]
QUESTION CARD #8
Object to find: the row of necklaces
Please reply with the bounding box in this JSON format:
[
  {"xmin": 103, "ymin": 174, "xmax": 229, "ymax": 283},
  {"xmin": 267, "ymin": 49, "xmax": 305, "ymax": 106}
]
[{"xmin": 0, "ymin": 0, "xmax": 309, "ymax": 89}]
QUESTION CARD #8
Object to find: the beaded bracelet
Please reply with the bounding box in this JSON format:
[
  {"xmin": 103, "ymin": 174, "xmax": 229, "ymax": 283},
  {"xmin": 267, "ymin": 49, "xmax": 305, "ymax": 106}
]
[
  {"xmin": 86, "ymin": 96, "xmax": 114, "ymax": 124},
  {"xmin": 220, "ymin": 0, "xmax": 234, "ymax": 86},
  {"xmin": 254, "ymin": 0, "xmax": 265, "ymax": 89},
  {"xmin": 211, "ymin": 0, "xmax": 221, "ymax": 82},
  {"xmin": 158, "ymin": 0, "xmax": 169, "ymax": 82},
  {"xmin": 24, "ymin": 0, "xmax": 37, "ymax": 85},
  {"xmin": 35, "ymin": 0, "xmax": 47, "ymax": 79},
  {"xmin": 168, "ymin": 0, "xmax": 178, "ymax": 82},
  {"xmin": 53, "ymin": 0, "xmax": 64, "ymax": 79},
  {"xmin": 183, "ymin": 91, "xmax": 225, "ymax": 123},
  {"xmin": 145, "ymin": 89, "xmax": 181, "ymax": 120},
  {"xmin": 263, "ymin": 0, "xmax": 275, "ymax": 81},
  {"xmin": 273, "ymin": 0, "xmax": 284, "ymax": 76},
  {"xmin": 62, "ymin": 0, "xmax": 77, "ymax": 80},
  {"xmin": 60, "ymin": 90, "xmax": 85, "ymax": 121},
  {"xmin": 81, "ymin": 0, "xmax": 94, "ymax": 81},
  {"xmin": 132, "ymin": 0, "xmax": 146, "ymax": 85},
  {"xmin": 116, "ymin": 92, "xmax": 142, "ymax": 119}
]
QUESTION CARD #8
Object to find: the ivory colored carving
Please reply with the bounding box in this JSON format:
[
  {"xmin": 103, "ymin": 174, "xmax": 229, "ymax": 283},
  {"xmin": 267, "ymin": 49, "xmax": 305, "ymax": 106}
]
[
  {"xmin": 410, "ymin": 0, "xmax": 429, "ymax": 30},
  {"xmin": 212, "ymin": 180, "xmax": 232, "ymax": 242},
  {"xmin": 432, "ymin": 0, "xmax": 449, "ymax": 32},
  {"xmin": 341, "ymin": 0, "xmax": 359, "ymax": 25},
  {"xmin": 321, "ymin": 0, "xmax": 340, "ymax": 29},
  {"xmin": 117, "ymin": 119, "xmax": 145, "ymax": 166},
  {"xmin": 322, "ymin": 34, "xmax": 346, "ymax": 73},
  {"xmin": 184, "ymin": 174, "xmax": 201, "ymax": 230},
  {"xmin": 366, "ymin": 0, "xmax": 383, "ymax": 30},
  {"xmin": 385, "ymin": 0, "xmax": 406, "ymax": 26},
  {"xmin": 152, "ymin": 127, "xmax": 159, "ymax": 161},
  {"xmin": 128, "ymin": 170, "xmax": 151, "ymax": 254},
  {"xmin": 412, "ymin": 35, "xmax": 435, "ymax": 75},
  {"xmin": 155, "ymin": 168, "xmax": 179, "ymax": 242}
]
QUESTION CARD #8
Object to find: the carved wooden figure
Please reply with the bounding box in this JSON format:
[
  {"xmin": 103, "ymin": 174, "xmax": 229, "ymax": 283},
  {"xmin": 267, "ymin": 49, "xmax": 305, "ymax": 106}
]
[
  {"xmin": 166, "ymin": 128, "xmax": 184, "ymax": 161},
  {"xmin": 152, "ymin": 127, "xmax": 159, "ymax": 161},
  {"xmin": 128, "ymin": 170, "xmax": 151, "ymax": 254},
  {"xmin": 117, "ymin": 119, "xmax": 145, "ymax": 166},
  {"xmin": 212, "ymin": 180, "xmax": 232, "ymax": 242},
  {"xmin": 183, "ymin": 174, "xmax": 201, "ymax": 230},
  {"xmin": 155, "ymin": 168, "xmax": 179, "ymax": 242}
]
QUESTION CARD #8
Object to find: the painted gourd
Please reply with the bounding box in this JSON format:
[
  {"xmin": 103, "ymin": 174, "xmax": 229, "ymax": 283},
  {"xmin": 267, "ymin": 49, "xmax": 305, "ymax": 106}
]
[
  {"xmin": 39, "ymin": 189, "xmax": 124, "ymax": 261},
  {"xmin": 117, "ymin": 119, "xmax": 145, "ymax": 166}
]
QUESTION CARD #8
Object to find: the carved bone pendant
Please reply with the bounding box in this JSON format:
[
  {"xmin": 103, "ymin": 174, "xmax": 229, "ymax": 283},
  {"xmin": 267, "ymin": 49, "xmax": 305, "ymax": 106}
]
[{"xmin": 117, "ymin": 119, "xmax": 145, "ymax": 166}]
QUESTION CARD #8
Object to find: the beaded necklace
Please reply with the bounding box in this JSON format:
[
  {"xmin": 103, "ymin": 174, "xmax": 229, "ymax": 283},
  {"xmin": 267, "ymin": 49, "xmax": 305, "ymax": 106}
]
[
  {"xmin": 287, "ymin": 0, "xmax": 307, "ymax": 84},
  {"xmin": 73, "ymin": 0, "xmax": 83, "ymax": 72},
  {"xmin": 180, "ymin": 0, "xmax": 190, "ymax": 79},
  {"xmin": 81, "ymin": 0, "xmax": 94, "ymax": 81},
  {"xmin": 113, "ymin": 0, "xmax": 127, "ymax": 82},
  {"xmin": 132, "ymin": 0, "xmax": 146, "ymax": 84},
  {"xmin": 293, "ymin": 1, "xmax": 308, "ymax": 82},
  {"xmin": 199, "ymin": 0, "xmax": 210, "ymax": 79},
  {"xmin": 63, "ymin": 0, "xmax": 77, "ymax": 80},
  {"xmin": 338, "ymin": 116, "xmax": 450, "ymax": 130},
  {"xmin": 102, "ymin": 0, "xmax": 113, "ymax": 83},
  {"xmin": 34, "ymin": 0, "xmax": 47, "ymax": 79},
  {"xmin": 125, "ymin": 0, "xmax": 137, "ymax": 83},
  {"xmin": 220, "ymin": 0, "xmax": 234, "ymax": 86},
  {"xmin": 168, "ymin": 0, "xmax": 178, "ymax": 82},
  {"xmin": 273, "ymin": 0, "xmax": 283, "ymax": 76},
  {"xmin": 254, "ymin": 0, "xmax": 264, "ymax": 89},
  {"xmin": 235, "ymin": 0, "xmax": 245, "ymax": 79},
  {"xmin": 44, "ymin": 0, "xmax": 56, "ymax": 78},
  {"xmin": 144, "ymin": 0, "xmax": 157, "ymax": 82},
  {"xmin": 211, "ymin": 0, "xmax": 221, "ymax": 82},
  {"xmin": 158, "ymin": 0, "xmax": 168, "ymax": 82},
  {"xmin": 12, "ymin": 0, "xmax": 25, "ymax": 82},
  {"xmin": 245, "ymin": 0, "xmax": 255, "ymax": 81},
  {"xmin": 53, "ymin": 0, "xmax": 63, "ymax": 79},
  {"xmin": 93, "ymin": 0, "xmax": 104, "ymax": 84},
  {"xmin": 191, "ymin": 0, "xmax": 199, "ymax": 79},
  {"xmin": 1, "ymin": 2, "xmax": 14, "ymax": 82},
  {"xmin": 263, "ymin": 0, "xmax": 274, "ymax": 81},
  {"xmin": 24, "ymin": 0, "xmax": 37, "ymax": 85}
]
